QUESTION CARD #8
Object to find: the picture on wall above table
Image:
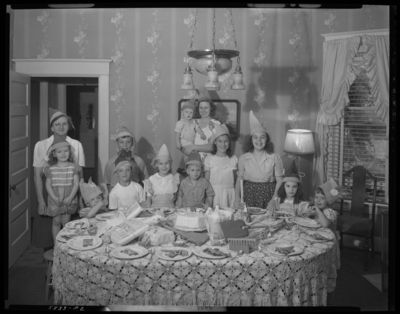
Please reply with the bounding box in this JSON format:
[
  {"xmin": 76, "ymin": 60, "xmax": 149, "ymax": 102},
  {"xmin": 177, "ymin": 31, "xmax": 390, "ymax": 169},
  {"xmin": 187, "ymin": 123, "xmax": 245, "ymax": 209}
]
[{"xmin": 178, "ymin": 99, "xmax": 241, "ymax": 141}]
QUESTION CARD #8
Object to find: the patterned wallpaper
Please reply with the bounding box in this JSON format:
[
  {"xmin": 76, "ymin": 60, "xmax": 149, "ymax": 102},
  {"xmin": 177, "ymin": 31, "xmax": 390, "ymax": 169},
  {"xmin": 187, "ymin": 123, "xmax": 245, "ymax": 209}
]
[{"xmin": 12, "ymin": 7, "xmax": 389, "ymax": 194}]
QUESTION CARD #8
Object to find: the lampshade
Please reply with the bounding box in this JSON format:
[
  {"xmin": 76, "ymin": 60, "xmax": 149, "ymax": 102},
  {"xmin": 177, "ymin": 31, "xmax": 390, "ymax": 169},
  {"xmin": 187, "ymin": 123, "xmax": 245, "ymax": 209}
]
[{"xmin": 283, "ymin": 129, "xmax": 315, "ymax": 156}]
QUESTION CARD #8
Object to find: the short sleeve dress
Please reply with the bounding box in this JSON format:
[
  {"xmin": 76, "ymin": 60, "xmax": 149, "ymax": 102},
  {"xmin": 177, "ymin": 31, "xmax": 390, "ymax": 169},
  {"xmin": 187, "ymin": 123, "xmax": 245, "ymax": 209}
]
[
  {"xmin": 204, "ymin": 155, "xmax": 238, "ymax": 208},
  {"xmin": 143, "ymin": 173, "xmax": 180, "ymax": 208},
  {"xmin": 43, "ymin": 162, "xmax": 81, "ymax": 216}
]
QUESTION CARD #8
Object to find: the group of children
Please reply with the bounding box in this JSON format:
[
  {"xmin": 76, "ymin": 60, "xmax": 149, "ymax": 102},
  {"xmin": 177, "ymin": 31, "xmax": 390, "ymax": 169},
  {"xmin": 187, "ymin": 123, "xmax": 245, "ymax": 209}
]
[{"xmin": 43, "ymin": 101, "xmax": 343, "ymax": 304}]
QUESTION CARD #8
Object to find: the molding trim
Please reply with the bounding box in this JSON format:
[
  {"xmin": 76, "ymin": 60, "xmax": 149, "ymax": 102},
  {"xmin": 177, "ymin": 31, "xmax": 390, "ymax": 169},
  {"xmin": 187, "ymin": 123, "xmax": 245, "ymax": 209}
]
[
  {"xmin": 13, "ymin": 59, "xmax": 111, "ymax": 183},
  {"xmin": 321, "ymin": 28, "xmax": 389, "ymax": 41}
]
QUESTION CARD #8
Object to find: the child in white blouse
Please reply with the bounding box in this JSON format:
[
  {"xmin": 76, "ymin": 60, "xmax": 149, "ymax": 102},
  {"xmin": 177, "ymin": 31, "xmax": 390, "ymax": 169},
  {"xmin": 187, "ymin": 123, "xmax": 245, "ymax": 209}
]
[
  {"xmin": 204, "ymin": 124, "xmax": 238, "ymax": 208},
  {"xmin": 142, "ymin": 144, "xmax": 180, "ymax": 209}
]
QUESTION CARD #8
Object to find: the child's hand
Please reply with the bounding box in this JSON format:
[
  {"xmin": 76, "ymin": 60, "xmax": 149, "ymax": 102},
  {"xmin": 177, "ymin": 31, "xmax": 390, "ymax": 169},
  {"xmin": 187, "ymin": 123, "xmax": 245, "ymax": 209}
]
[
  {"xmin": 62, "ymin": 196, "xmax": 73, "ymax": 206},
  {"xmin": 200, "ymin": 134, "xmax": 207, "ymax": 140}
]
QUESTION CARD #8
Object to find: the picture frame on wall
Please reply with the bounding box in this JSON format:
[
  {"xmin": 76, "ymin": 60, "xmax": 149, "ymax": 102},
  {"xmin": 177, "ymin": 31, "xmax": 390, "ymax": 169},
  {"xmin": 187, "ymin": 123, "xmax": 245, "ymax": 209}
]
[{"xmin": 178, "ymin": 99, "xmax": 241, "ymax": 141}]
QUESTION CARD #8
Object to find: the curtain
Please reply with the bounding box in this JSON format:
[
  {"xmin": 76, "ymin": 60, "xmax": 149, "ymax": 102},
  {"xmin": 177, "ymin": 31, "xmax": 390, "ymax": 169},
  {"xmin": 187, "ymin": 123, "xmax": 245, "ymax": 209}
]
[
  {"xmin": 312, "ymin": 34, "xmax": 389, "ymax": 189},
  {"xmin": 312, "ymin": 36, "xmax": 361, "ymax": 189},
  {"xmin": 362, "ymin": 35, "xmax": 390, "ymax": 123}
]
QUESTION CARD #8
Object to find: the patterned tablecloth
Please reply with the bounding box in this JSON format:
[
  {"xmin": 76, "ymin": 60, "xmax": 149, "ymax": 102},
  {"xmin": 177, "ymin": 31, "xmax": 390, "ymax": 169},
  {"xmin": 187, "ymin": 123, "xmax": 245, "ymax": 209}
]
[{"xmin": 53, "ymin": 214, "xmax": 339, "ymax": 307}]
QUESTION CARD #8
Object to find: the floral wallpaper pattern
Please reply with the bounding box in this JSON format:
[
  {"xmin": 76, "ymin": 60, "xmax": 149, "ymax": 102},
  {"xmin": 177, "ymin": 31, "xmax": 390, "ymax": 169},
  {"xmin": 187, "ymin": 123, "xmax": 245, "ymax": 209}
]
[
  {"xmin": 110, "ymin": 9, "xmax": 126, "ymax": 144},
  {"xmin": 288, "ymin": 10, "xmax": 302, "ymax": 128},
  {"xmin": 324, "ymin": 10, "xmax": 338, "ymax": 33},
  {"xmin": 37, "ymin": 10, "xmax": 51, "ymax": 58},
  {"xmin": 146, "ymin": 10, "xmax": 162, "ymax": 159},
  {"xmin": 364, "ymin": 5, "xmax": 377, "ymax": 30},
  {"xmin": 253, "ymin": 10, "xmax": 269, "ymax": 112},
  {"xmin": 74, "ymin": 9, "xmax": 89, "ymax": 56}
]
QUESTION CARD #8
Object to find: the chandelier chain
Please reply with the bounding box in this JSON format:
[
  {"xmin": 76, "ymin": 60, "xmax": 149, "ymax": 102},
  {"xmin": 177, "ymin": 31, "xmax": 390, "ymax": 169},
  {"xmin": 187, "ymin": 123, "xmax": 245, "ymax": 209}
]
[
  {"xmin": 212, "ymin": 8, "xmax": 216, "ymax": 51},
  {"xmin": 188, "ymin": 9, "xmax": 198, "ymax": 52},
  {"xmin": 228, "ymin": 9, "xmax": 240, "ymax": 66}
]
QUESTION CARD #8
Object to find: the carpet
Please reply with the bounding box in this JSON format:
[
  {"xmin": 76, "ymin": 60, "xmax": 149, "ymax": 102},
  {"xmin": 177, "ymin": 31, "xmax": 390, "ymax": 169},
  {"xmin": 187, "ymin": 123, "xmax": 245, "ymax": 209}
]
[
  {"xmin": 335, "ymin": 260, "xmax": 387, "ymax": 311},
  {"xmin": 363, "ymin": 274, "xmax": 382, "ymax": 292}
]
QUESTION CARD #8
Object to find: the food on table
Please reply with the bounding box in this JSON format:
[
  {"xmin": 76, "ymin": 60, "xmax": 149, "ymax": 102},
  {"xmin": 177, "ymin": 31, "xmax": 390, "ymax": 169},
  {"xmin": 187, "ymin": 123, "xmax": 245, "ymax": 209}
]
[
  {"xmin": 141, "ymin": 226, "xmax": 175, "ymax": 246},
  {"xmin": 72, "ymin": 222, "xmax": 85, "ymax": 228},
  {"xmin": 275, "ymin": 246, "xmax": 295, "ymax": 255},
  {"xmin": 203, "ymin": 248, "xmax": 229, "ymax": 257},
  {"xmin": 161, "ymin": 249, "xmax": 189, "ymax": 258},
  {"xmin": 59, "ymin": 234, "xmax": 75, "ymax": 241},
  {"xmin": 100, "ymin": 215, "xmax": 114, "ymax": 219},
  {"xmin": 308, "ymin": 232, "xmax": 330, "ymax": 241},
  {"xmin": 83, "ymin": 239, "xmax": 94, "ymax": 247},
  {"xmin": 247, "ymin": 207, "xmax": 261, "ymax": 214},
  {"xmin": 174, "ymin": 209, "xmax": 206, "ymax": 230},
  {"xmin": 120, "ymin": 248, "xmax": 138, "ymax": 256}
]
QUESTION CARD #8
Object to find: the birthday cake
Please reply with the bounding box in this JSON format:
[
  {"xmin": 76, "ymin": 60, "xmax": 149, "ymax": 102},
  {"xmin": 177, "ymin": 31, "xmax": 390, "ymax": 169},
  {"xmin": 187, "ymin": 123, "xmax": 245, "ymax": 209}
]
[{"xmin": 174, "ymin": 209, "xmax": 206, "ymax": 231}]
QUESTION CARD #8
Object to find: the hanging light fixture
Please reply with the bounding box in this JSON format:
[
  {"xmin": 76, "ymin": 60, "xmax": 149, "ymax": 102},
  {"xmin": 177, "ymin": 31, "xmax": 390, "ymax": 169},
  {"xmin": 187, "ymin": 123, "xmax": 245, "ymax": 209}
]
[{"xmin": 181, "ymin": 8, "xmax": 245, "ymax": 91}]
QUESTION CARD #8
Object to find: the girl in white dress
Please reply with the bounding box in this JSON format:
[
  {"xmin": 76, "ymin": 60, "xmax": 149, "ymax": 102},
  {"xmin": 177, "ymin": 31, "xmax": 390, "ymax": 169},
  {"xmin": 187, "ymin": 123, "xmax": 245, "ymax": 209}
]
[
  {"xmin": 143, "ymin": 144, "xmax": 180, "ymax": 209},
  {"xmin": 204, "ymin": 124, "xmax": 238, "ymax": 208}
]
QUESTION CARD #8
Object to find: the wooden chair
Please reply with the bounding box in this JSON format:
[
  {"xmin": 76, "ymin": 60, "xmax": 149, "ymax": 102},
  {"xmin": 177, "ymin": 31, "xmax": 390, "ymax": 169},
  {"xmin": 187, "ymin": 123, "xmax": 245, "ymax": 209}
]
[
  {"xmin": 337, "ymin": 165, "xmax": 377, "ymax": 271},
  {"xmin": 44, "ymin": 249, "xmax": 54, "ymax": 301}
]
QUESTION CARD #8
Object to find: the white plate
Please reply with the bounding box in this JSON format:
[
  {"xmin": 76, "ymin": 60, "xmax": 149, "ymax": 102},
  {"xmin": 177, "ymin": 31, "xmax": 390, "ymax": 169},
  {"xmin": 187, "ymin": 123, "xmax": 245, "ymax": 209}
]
[
  {"xmin": 110, "ymin": 245, "xmax": 149, "ymax": 260},
  {"xmin": 155, "ymin": 247, "xmax": 192, "ymax": 261},
  {"xmin": 67, "ymin": 236, "xmax": 102, "ymax": 251},
  {"xmin": 246, "ymin": 207, "xmax": 267, "ymax": 215},
  {"xmin": 267, "ymin": 243, "xmax": 304, "ymax": 256},
  {"xmin": 192, "ymin": 247, "xmax": 231, "ymax": 259},
  {"xmin": 148, "ymin": 207, "xmax": 175, "ymax": 215},
  {"xmin": 56, "ymin": 229, "xmax": 77, "ymax": 243},
  {"xmin": 65, "ymin": 219, "xmax": 89, "ymax": 229},
  {"xmin": 96, "ymin": 212, "xmax": 117, "ymax": 221},
  {"xmin": 301, "ymin": 230, "xmax": 334, "ymax": 242},
  {"xmin": 293, "ymin": 217, "xmax": 321, "ymax": 229}
]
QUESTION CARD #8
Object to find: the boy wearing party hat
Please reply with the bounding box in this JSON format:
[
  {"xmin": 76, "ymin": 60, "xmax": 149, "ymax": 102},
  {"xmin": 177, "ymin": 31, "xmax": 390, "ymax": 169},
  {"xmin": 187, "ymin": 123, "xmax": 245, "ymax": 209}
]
[
  {"xmin": 79, "ymin": 178, "xmax": 109, "ymax": 218},
  {"xmin": 108, "ymin": 156, "xmax": 146, "ymax": 211},
  {"xmin": 142, "ymin": 144, "xmax": 180, "ymax": 209},
  {"xmin": 175, "ymin": 98, "xmax": 207, "ymax": 158},
  {"xmin": 104, "ymin": 126, "xmax": 149, "ymax": 192},
  {"xmin": 176, "ymin": 151, "xmax": 215, "ymax": 208}
]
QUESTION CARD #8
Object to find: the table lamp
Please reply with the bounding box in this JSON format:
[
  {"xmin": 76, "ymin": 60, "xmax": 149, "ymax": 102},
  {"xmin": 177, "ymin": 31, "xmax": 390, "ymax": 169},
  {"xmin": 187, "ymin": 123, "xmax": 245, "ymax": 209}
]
[{"xmin": 283, "ymin": 129, "xmax": 315, "ymax": 178}]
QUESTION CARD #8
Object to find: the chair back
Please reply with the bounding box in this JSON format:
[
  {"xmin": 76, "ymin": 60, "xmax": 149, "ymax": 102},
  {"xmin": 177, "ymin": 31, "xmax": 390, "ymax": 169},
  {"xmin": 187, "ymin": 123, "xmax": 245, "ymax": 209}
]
[{"xmin": 343, "ymin": 165, "xmax": 377, "ymax": 219}]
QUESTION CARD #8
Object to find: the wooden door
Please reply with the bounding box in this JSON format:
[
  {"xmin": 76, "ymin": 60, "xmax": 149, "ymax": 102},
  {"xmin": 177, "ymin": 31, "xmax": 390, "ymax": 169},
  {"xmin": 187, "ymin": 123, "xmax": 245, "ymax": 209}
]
[{"xmin": 9, "ymin": 71, "xmax": 31, "ymax": 269}]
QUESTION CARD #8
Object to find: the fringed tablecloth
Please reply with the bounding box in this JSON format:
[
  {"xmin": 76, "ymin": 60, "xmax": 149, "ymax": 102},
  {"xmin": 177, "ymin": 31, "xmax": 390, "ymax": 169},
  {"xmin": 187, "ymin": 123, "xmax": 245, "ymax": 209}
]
[{"xmin": 53, "ymin": 223, "xmax": 338, "ymax": 306}]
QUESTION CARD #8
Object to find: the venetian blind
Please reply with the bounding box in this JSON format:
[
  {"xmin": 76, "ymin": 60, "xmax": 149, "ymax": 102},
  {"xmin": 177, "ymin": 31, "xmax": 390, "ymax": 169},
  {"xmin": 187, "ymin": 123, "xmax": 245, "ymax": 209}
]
[{"xmin": 342, "ymin": 51, "xmax": 388, "ymax": 204}]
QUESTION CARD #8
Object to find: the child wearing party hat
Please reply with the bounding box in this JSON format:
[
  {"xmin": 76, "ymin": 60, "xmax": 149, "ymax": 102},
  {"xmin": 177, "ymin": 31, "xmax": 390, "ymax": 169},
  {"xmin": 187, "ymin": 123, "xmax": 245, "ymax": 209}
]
[
  {"xmin": 175, "ymin": 98, "xmax": 207, "ymax": 159},
  {"xmin": 273, "ymin": 159, "xmax": 309, "ymax": 215},
  {"xmin": 43, "ymin": 134, "xmax": 81, "ymax": 244},
  {"xmin": 104, "ymin": 126, "xmax": 149, "ymax": 192},
  {"xmin": 79, "ymin": 178, "xmax": 109, "ymax": 218},
  {"xmin": 176, "ymin": 151, "xmax": 215, "ymax": 208},
  {"xmin": 142, "ymin": 144, "xmax": 180, "ymax": 209},
  {"xmin": 108, "ymin": 156, "xmax": 146, "ymax": 211},
  {"xmin": 308, "ymin": 178, "xmax": 347, "ymax": 306},
  {"xmin": 204, "ymin": 124, "xmax": 238, "ymax": 208},
  {"xmin": 234, "ymin": 111, "xmax": 284, "ymax": 209}
]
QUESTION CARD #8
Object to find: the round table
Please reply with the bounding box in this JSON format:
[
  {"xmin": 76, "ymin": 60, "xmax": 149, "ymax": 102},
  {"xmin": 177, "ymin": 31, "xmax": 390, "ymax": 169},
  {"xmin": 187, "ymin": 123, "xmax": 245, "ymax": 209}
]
[{"xmin": 52, "ymin": 215, "xmax": 338, "ymax": 306}]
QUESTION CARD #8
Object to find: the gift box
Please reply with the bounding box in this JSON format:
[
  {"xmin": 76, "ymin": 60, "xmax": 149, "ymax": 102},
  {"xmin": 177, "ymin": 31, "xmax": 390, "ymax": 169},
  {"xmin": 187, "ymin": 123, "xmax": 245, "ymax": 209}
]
[{"xmin": 141, "ymin": 225, "xmax": 175, "ymax": 246}]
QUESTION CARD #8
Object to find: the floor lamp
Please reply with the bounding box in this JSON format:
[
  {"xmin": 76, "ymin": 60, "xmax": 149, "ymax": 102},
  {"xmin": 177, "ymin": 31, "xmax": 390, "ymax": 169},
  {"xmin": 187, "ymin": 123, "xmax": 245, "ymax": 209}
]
[{"xmin": 283, "ymin": 129, "xmax": 315, "ymax": 178}]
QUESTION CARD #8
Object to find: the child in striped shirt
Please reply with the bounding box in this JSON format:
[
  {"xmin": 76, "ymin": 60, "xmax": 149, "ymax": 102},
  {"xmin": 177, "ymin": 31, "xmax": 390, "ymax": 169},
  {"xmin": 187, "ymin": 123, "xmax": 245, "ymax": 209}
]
[{"xmin": 44, "ymin": 135, "xmax": 80, "ymax": 244}]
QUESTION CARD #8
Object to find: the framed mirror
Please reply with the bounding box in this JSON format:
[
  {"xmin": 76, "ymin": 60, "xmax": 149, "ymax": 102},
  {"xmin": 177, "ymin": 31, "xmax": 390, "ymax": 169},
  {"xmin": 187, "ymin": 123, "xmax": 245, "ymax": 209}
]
[{"xmin": 178, "ymin": 99, "xmax": 241, "ymax": 141}]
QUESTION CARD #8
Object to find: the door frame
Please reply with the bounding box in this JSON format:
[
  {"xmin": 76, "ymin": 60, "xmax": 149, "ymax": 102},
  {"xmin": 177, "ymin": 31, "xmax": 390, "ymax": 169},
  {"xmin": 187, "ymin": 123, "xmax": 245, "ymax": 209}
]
[{"xmin": 13, "ymin": 59, "xmax": 111, "ymax": 183}]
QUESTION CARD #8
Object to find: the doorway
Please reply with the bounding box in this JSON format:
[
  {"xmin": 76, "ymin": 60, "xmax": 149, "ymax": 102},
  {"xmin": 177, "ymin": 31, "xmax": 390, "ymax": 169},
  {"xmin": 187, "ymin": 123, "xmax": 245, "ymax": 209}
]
[{"xmin": 30, "ymin": 77, "xmax": 99, "ymax": 183}]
